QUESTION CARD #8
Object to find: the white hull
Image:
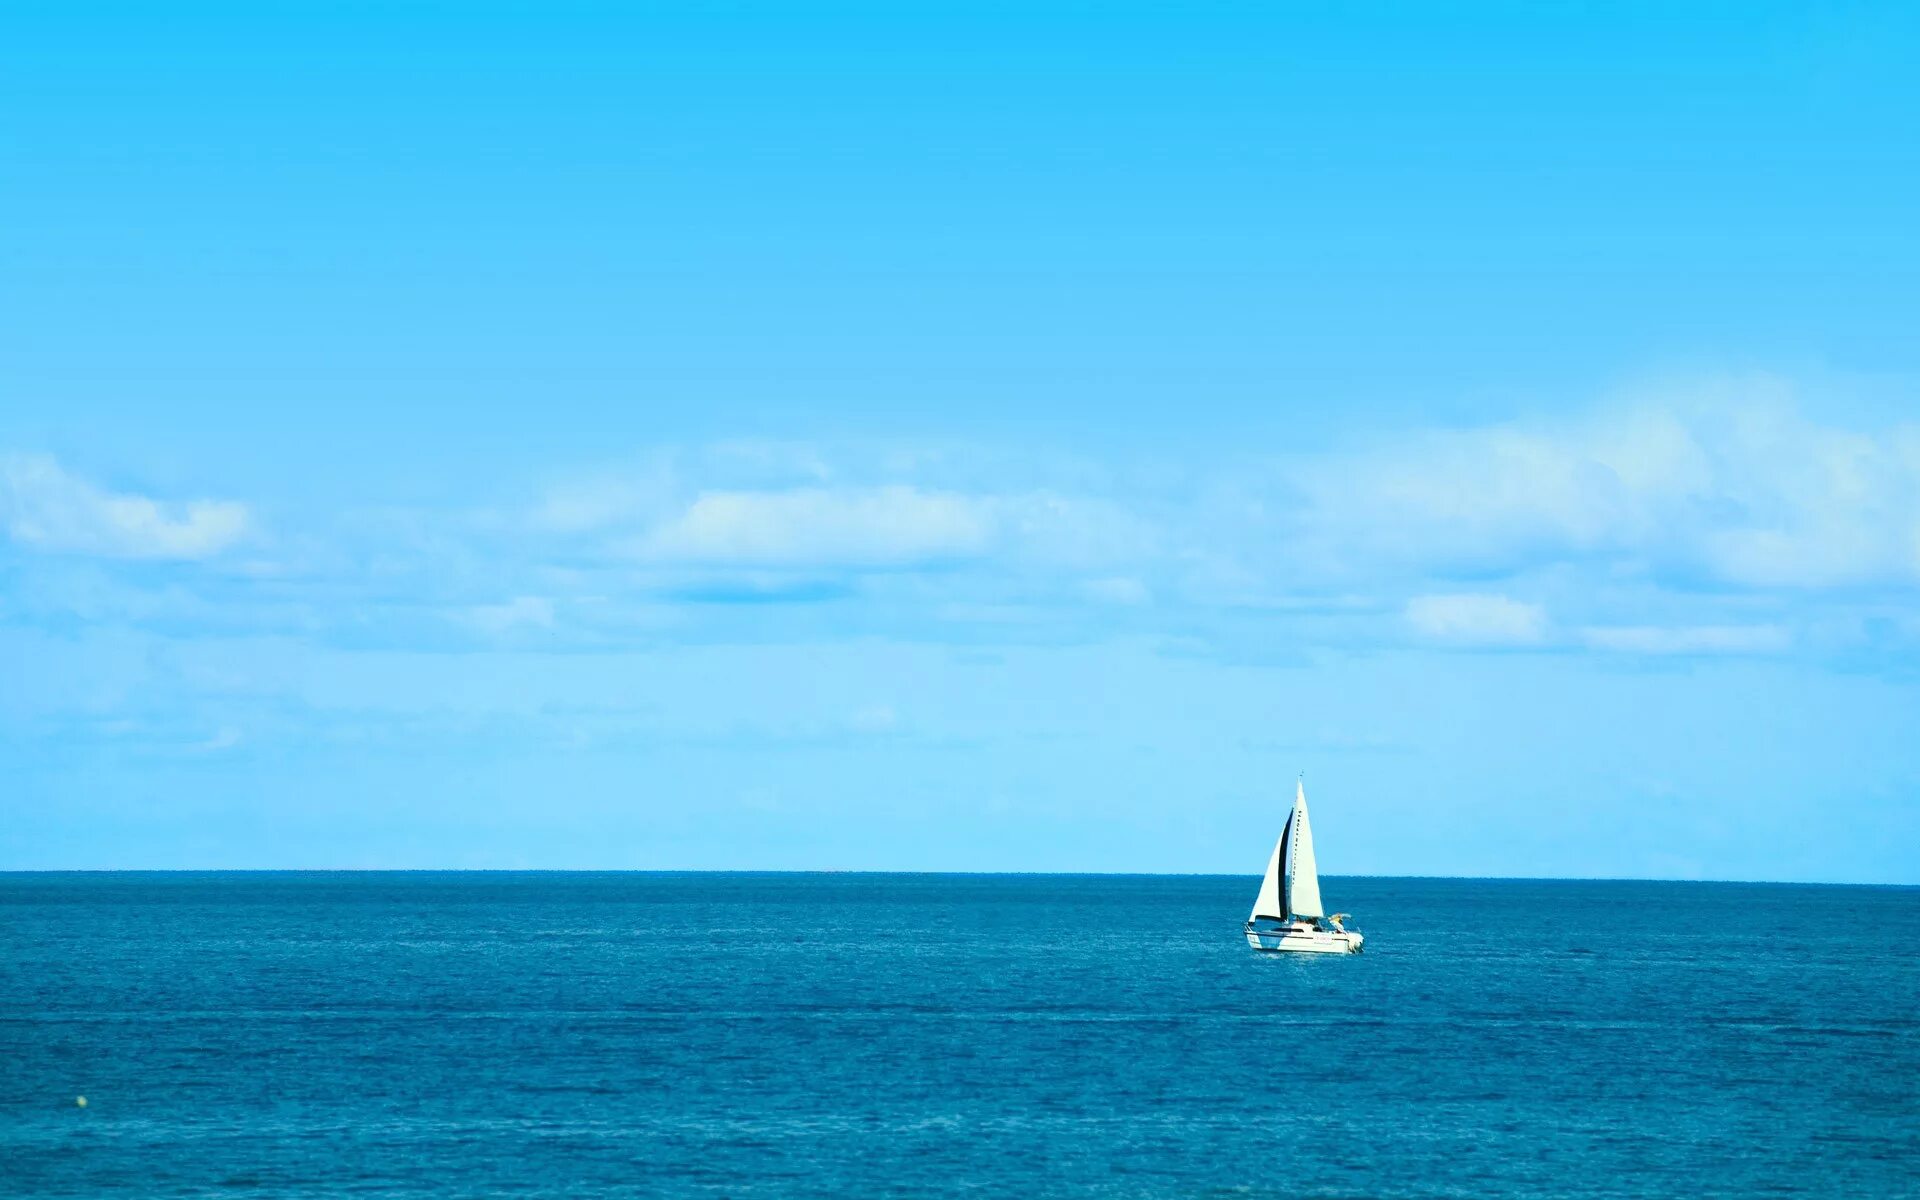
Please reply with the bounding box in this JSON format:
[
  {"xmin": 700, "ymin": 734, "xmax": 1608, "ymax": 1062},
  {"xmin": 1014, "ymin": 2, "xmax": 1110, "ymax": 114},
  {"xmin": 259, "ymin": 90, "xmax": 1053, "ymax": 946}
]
[{"xmin": 1245, "ymin": 926, "xmax": 1363, "ymax": 954}]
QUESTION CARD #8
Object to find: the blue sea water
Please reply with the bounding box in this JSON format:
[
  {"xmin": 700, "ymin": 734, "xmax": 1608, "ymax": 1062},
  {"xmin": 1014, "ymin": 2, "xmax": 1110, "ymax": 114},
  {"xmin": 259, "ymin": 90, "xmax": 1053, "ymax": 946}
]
[{"xmin": 2, "ymin": 873, "xmax": 1915, "ymax": 1197}]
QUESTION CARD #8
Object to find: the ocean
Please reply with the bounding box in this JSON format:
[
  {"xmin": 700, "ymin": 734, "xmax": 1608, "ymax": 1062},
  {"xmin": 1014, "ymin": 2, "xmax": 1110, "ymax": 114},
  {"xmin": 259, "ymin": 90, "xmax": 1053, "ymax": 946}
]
[{"xmin": 3, "ymin": 873, "xmax": 1915, "ymax": 1197}]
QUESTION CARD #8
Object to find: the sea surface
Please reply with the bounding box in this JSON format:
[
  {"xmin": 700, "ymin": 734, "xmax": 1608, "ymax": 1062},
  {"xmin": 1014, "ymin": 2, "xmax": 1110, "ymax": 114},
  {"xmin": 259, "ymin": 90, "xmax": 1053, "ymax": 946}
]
[{"xmin": 2, "ymin": 873, "xmax": 1915, "ymax": 1197}]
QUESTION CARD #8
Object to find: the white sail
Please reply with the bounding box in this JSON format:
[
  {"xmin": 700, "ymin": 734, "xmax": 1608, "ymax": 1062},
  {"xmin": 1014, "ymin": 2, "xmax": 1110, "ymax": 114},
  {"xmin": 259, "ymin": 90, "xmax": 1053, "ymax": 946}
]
[
  {"xmin": 1286, "ymin": 779, "xmax": 1324, "ymax": 919},
  {"xmin": 1248, "ymin": 818, "xmax": 1289, "ymax": 921}
]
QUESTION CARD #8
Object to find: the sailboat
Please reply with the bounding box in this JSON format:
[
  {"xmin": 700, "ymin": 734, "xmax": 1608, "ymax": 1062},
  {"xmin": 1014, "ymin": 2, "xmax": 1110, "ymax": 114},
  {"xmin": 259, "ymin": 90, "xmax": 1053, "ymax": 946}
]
[{"xmin": 1245, "ymin": 779, "xmax": 1364, "ymax": 954}]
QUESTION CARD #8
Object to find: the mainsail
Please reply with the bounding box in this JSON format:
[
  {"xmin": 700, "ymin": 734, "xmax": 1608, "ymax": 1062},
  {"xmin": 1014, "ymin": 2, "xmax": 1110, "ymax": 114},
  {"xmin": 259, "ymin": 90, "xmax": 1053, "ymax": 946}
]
[
  {"xmin": 1248, "ymin": 780, "xmax": 1324, "ymax": 922},
  {"xmin": 1286, "ymin": 779, "xmax": 1324, "ymax": 919}
]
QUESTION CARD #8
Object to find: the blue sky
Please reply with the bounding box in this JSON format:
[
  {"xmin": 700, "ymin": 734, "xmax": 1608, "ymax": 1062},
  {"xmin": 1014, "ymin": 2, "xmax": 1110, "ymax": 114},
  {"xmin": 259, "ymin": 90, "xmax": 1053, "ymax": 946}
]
[{"xmin": 3, "ymin": 2, "xmax": 1918, "ymax": 880}]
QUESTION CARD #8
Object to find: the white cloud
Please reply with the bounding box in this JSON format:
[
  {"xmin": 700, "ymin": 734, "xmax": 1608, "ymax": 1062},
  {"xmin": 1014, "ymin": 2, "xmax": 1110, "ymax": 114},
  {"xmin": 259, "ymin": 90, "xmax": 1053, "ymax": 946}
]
[
  {"xmin": 1083, "ymin": 576, "xmax": 1150, "ymax": 605},
  {"xmin": 994, "ymin": 492, "xmax": 1157, "ymax": 570},
  {"xmin": 848, "ymin": 704, "xmax": 899, "ymax": 733},
  {"xmin": 1580, "ymin": 624, "xmax": 1790, "ymax": 655},
  {"xmin": 1, "ymin": 454, "xmax": 251, "ymax": 560},
  {"xmin": 1405, "ymin": 593, "xmax": 1548, "ymax": 646},
  {"xmin": 1292, "ymin": 380, "xmax": 1920, "ymax": 590},
  {"xmin": 531, "ymin": 479, "xmax": 669, "ymax": 534},
  {"xmin": 464, "ymin": 596, "xmax": 556, "ymax": 635},
  {"xmin": 529, "ymin": 444, "xmax": 845, "ymax": 535},
  {"xmin": 635, "ymin": 485, "xmax": 995, "ymax": 567},
  {"xmin": 15, "ymin": 389, "xmax": 1885, "ymax": 661},
  {"xmin": 193, "ymin": 725, "xmax": 244, "ymax": 753}
]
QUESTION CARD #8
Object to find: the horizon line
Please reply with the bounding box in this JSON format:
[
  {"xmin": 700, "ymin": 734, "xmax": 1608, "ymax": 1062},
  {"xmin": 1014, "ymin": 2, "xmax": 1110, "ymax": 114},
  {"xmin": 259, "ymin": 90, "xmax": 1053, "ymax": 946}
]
[{"xmin": 1, "ymin": 868, "xmax": 1911, "ymax": 888}]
